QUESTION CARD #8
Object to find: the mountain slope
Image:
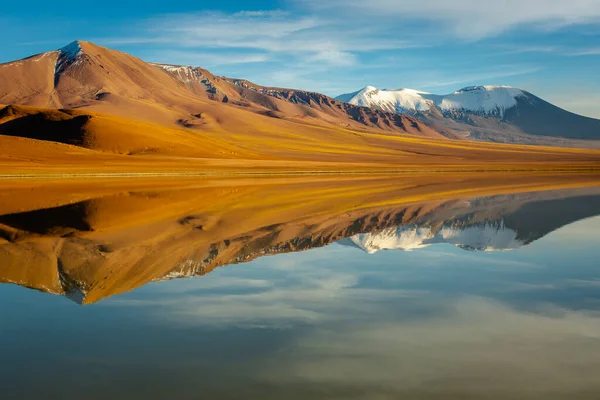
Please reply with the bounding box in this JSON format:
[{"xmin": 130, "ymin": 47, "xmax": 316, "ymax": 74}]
[
  {"xmin": 337, "ymin": 85, "xmax": 600, "ymax": 146},
  {"xmin": 0, "ymin": 104, "xmax": 256, "ymax": 157}
]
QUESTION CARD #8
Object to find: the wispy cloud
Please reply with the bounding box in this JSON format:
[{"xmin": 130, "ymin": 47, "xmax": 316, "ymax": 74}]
[
  {"xmin": 490, "ymin": 44, "xmax": 561, "ymax": 55},
  {"xmin": 97, "ymin": 9, "xmax": 425, "ymax": 70},
  {"xmin": 570, "ymin": 47, "xmax": 600, "ymax": 56},
  {"xmin": 141, "ymin": 49, "xmax": 269, "ymax": 67},
  {"xmin": 417, "ymin": 66, "xmax": 544, "ymax": 91},
  {"xmin": 299, "ymin": 0, "xmax": 600, "ymax": 39}
]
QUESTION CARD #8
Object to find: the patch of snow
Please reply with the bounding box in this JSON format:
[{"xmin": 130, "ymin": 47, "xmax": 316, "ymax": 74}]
[
  {"xmin": 152, "ymin": 260, "xmax": 206, "ymax": 282},
  {"xmin": 437, "ymin": 86, "xmax": 525, "ymax": 117},
  {"xmin": 55, "ymin": 41, "xmax": 83, "ymax": 77},
  {"xmin": 150, "ymin": 63, "xmax": 201, "ymax": 83},
  {"xmin": 59, "ymin": 41, "xmax": 82, "ymax": 61}
]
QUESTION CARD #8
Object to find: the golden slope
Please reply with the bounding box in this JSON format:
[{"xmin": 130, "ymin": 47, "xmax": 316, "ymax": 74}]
[
  {"xmin": 0, "ymin": 103, "xmax": 599, "ymax": 176},
  {"xmin": 0, "ymin": 104, "xmax": 258, "ymax": 158}
]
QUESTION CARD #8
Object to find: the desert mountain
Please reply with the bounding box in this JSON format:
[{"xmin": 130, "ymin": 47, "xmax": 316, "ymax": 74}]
[
  {"xmin": 0, "ymin": 41, "xmax": 440, "ymax": 137},
  {"xmin": 337, "ymin": 86, "xmax": 600, "ymax": 147}
]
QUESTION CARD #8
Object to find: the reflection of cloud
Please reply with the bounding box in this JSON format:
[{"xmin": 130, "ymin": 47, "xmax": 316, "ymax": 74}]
[
  {"xmin": 147, "ymin": 276, "xmax": 273, "ymax": 293},
  {"xmin": 257, "ymin": 297, "xmax": 600, "ymax": 396},
  {"xmin": 100, "ymin": 213, "xmax": 600, "ymax": 395},
  {"xmin": 108, "ymin": 248, "xmax": 429, "ymax": 328}
]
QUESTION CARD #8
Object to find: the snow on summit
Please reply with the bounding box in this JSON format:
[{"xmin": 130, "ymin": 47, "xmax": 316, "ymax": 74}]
[
  {"xmin": 438, "ymin": 86, "xmax": 525, "ymax": 117},
  {"xmin": 54, "ymin": 41, "xmax": 83, "ymax": 76},
  {"xmin": 338, "ymin": 86, "xmax": 434, "ymax": 114},
  {"xmin": 337, "ymin": 85, "xmax": 526, "ymax": 117},
  {"xmin": 58, "ymin": 41, "xmax": 83, "ymax": 61}
]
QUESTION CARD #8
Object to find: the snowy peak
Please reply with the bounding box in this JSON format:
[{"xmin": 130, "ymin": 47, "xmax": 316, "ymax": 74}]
[
  {"xmin": 337, "ymin": 85, "xmax": 435, "ymax": 114},
  {"xmin": 337, "ymin": 85, "xmax": 527, "ymax": 118}
]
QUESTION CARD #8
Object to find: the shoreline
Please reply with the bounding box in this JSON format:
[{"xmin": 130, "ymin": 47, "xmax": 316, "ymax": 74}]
[{"xmin": 1, "ymin": 166, "xmax": 599, "ymax": 180}]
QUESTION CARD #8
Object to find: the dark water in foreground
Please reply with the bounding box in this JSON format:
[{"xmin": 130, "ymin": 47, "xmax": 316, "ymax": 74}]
[{"xmin": 2, "ymin": 186, "xmax": 600, "ymax": 399}]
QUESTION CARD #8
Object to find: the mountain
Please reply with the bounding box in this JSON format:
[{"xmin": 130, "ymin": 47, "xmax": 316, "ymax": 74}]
[
  {"xmin": 337, "ymin": 85, "xmax": 600, "ymax": 147},
  {"xmin": 0, "ymin": 40, "xmax": 439, "ymax": 137}
]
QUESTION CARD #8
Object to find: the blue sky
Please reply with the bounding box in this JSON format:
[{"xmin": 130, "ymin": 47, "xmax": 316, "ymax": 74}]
[{"xmin": 2, "ymin": 0, "xmax": 600, "ymax": 117}]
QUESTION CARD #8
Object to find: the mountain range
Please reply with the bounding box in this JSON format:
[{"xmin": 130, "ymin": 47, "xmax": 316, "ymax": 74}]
[
  {"xmin": 0, "ymin": 40, "xmax": 599, "ymax": 177},
  {"xmin": 0, "ymin": 41, "xmax": 438, "ymax": 137},
  {"xmin": 337, "ymin": 86, "xmax": 600, "ymax": 147}
]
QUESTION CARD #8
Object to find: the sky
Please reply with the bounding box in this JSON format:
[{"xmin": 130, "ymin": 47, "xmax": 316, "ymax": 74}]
[{"xmin": 1, "ymin": 0, "xmax": 600, "ymax": 117}]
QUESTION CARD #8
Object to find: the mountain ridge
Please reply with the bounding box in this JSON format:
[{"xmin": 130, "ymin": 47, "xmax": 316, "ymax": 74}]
[{"xmin": 0, "ymin": 40, "xmax": 442, "ymax": 138}]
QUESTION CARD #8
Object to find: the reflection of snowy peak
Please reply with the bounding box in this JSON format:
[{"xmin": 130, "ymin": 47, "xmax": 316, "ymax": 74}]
[{"xmin": 339, "ymin": 220, "xmax": 523, "ymax": 253}]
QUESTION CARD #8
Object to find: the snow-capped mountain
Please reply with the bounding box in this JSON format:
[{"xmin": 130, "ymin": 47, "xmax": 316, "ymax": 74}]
[
  {"xmin": 337, "ymin": 85, "xmax": 527, "ymax": 118},
  {"xmin": 338, "ymin": 220, "xmax": 523, "ymax": 253},
  {"xmin": 336, "ymin": 85, "xmax": 600, "ymax": 145}
]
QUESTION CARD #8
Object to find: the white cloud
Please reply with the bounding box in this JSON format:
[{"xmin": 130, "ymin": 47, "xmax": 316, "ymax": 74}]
[
  {"xmin": 300, "ymin": 0, "xmax": 600, "ymax": 39},
  {"xmin": 143, "ymin": 50, "xmax": 269, "ymax": 67},
  {"xmin": 98, "ymin": 9, "xmax": 425, "ymax": 71},
  {"xmin": 570, "ymin": 47, "xmax": 600, "ymax": 56},
  {"xmin": 417, "ymin": 66, "xmax": 543, "ymax": 91}
]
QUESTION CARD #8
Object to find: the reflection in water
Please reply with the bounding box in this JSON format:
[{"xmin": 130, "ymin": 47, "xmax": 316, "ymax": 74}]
[
  {"xmin": 340, "ymin": 191, "xmax": 600, "ymax": 252},
  {"xmin": 1, "ymin": 176, "xmax": 600, "ymax": 399},
  {"xmin": 0, "ymin": 179, "xmax": 599, "ymax": 304}
]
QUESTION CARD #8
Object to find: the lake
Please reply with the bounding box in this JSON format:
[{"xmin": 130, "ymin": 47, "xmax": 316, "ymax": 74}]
[{"xmin": 1, "ymin": 175, "xmax": 600, "ymax": 399}]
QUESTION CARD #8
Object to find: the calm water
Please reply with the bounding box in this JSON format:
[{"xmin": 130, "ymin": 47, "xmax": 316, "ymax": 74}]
[{"xmin": 2, "ymin": 184, "xmax": 600, "ymax": 399}]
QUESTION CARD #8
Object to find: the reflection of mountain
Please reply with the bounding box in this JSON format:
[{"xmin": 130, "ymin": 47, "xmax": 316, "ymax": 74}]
[
  {"xmin": 339, "ymin": 193, "xmax": 600, "ymax": 253},
  {"xmin": 0, "ymin": 176, "xmax": 599, "ymax": 303},
  {"xmin": 340, "ymin": 221, "xmax": 522, "ymax": 253}
]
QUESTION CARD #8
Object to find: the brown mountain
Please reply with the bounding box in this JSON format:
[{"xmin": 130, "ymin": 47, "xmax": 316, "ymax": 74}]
[{"xmin": 0, "ymin": 40, "xmax": 440, "ymax": 137}]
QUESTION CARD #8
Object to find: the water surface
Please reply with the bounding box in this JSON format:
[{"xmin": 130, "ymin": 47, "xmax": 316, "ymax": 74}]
[{"xmin": 1, "ymin": 179, "xmax": 600, "ymax": 399}]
